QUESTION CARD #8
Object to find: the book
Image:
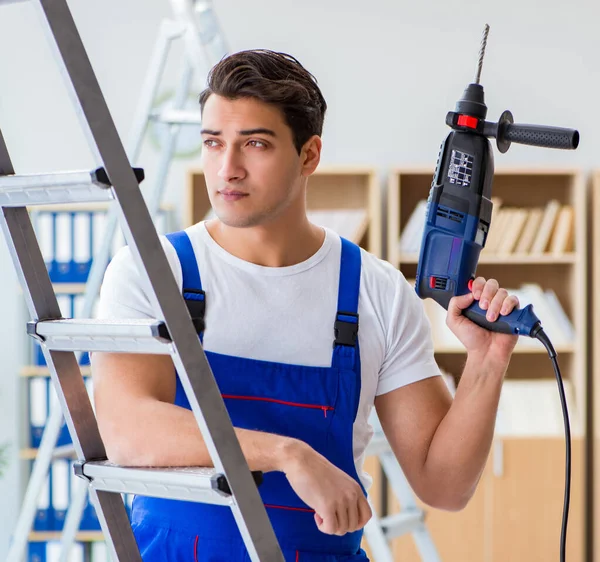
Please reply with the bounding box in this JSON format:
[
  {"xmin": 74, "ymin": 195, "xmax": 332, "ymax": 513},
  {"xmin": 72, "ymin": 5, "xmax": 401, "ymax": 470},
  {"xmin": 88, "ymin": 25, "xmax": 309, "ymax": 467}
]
[
  {"xmin": 417, "ymin": 281, "xmax": 573, "ymax": 351},
  {"xmin": 496, "ymin": 208, "xmax": 528, "ymax": 255},
  {"xmin": 544, "ymin": 288, "xmax": 576, "ymax": 343},
  {"xmin": 483, "ymin": 208, "xmax": 510, "ymax": 254},
  {"xmin": 307, "ymin": 208, "xmax": 369, "ymax": 243},
  {"xmin": 513, "ymin": 207, "xmax": 543, "ymax": 255},
  {"xmin": 481, "ymin": 197, "xmax": 503, "ymax": 252},
  {"xmin": 549, "ymin": 205, "xmax": 574, "ymax": 254},
  {"xmin": 530, "ymin": 199, "xmax": 561, "ymax": 254},
  {"xmin": 495, "ymin": 379, "xmax": 581, "ymax": 437},
  {"xmin": 398, "ymin": 200, "xmax": 427, "ymax": 255}
]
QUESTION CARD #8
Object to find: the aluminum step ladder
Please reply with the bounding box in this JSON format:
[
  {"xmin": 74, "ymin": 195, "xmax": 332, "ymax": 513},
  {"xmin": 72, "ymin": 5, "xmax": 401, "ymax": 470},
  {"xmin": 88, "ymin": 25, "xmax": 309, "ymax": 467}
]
[
  {"xmin": 5, "ymin": 1, "xmax": 229, "ymax": 560},
  {"xmin": 363, "ymin": 413, "xmax": 442, "ymax": 562},
  {"xmin": 0, "ymin": 0, "xmax": 283, "ymax": 560}
]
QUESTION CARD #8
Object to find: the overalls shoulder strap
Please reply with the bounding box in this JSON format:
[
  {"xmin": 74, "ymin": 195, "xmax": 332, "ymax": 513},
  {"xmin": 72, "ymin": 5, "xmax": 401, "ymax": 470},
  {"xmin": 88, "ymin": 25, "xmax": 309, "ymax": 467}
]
[
  {"xmin": 165, "ymin": 231, "xmax": 205, "ymax": 335},
  {"xmin": 332, "ymin": 237, "xmax": 362, "ymax": 371}
]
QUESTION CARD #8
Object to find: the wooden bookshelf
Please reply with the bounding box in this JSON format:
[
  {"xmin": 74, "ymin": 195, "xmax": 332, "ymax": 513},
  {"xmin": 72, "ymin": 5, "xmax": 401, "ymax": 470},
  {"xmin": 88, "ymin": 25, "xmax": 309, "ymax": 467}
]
[
  {"xmin": 186, "ymin": 166, "xmax": 382, "ymax": 257},
  {"xmin": 387, "ymin": 167, "xmax": 587, "ymax": 562},
  {"xmin": 28, "ymin": 531, "xmax": 103, "ymax": 542},
  {"xmin": 20, "ymin": 366, "xmax": 92, "ymax": 378},
  {"xmin": 592, "ymin": 171, "xmax": 600, "ymax": 562}
]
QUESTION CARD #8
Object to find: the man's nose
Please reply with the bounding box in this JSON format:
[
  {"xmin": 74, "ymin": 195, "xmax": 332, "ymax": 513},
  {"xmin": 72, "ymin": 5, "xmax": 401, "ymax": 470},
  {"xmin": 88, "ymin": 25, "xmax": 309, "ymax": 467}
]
[{"xmin": 217, "ymin": 148, "xmax": 246, "ymax": 182}]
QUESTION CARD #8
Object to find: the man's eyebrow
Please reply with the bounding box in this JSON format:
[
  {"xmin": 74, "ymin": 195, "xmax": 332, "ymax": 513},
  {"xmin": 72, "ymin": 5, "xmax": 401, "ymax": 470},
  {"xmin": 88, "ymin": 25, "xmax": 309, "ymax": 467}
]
[
  {"xmin": 200, "ymin": 128, "xmax": 277, "ymax": 137},
  {"xmin": 238, "ymin": 128, "xmax": 277, "ymax": 137}
]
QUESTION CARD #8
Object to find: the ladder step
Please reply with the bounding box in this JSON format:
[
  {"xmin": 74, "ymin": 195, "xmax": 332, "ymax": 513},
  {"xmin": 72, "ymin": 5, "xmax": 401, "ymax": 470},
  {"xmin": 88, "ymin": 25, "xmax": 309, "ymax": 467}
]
[
  {"xmin": 380, "ymin": 511, "xmax": 425, "ymax": 540},
  {"xmin": 0, "ymin": 167, "xmax": 143, "ymax": 207},
  {"xmin": 74, "ymin": 461, "xmax": 264, "ymax": 506},
  {"xmin": 27, "ymin": 318, "xmax": 173, "ymax": 354},
  {"xmin": 151, "ymin": 109, "xmax": 202, "ymax": 126}
]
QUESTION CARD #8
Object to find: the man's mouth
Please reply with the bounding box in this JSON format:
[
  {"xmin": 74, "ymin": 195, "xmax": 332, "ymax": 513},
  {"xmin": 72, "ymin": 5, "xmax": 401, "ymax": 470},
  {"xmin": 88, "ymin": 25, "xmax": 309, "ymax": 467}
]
[{"xmin": 218, "ymin": 189, "xmax": 248, "ymax": 201}]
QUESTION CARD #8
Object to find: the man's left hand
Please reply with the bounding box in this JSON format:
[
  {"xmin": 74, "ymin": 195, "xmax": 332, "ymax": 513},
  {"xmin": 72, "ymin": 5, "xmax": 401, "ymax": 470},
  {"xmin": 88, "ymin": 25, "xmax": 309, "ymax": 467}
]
[{"xmin": 446, "ymin": 277, "xmax": 519, "ymax": 365}]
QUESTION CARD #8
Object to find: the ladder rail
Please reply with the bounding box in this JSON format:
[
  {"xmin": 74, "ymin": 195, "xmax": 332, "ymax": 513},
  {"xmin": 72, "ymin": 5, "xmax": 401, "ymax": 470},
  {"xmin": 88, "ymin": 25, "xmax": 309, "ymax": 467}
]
[
  {"xmin": 11, "ymin": 2, "xmax": 224, "ymax": 558},
  {"xmin": 3, "ymin": 0, "xmax": 284, "ymax": 559},
  {"xmin": 363, "ymin": 412, "xmax": 442, "ymax": 562}
]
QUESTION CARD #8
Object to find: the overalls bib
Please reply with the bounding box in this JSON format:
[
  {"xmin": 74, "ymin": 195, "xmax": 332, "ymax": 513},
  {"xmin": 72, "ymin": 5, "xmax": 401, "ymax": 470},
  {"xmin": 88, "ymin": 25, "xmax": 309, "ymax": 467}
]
[{"xmin": 130, "ymin": 231, "xmax": 370, "ymax": 562}]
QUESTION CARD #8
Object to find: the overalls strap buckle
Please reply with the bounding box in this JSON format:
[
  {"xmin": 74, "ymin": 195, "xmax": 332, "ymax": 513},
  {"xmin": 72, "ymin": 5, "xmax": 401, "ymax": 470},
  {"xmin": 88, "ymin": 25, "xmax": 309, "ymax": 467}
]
[
  {"xmin": 334, "ymin": 311, "xmax": 359, "ymax": 348},
  {"xmin": 183, "ymin": 288, "xmax": 206, "ymax": 334}
]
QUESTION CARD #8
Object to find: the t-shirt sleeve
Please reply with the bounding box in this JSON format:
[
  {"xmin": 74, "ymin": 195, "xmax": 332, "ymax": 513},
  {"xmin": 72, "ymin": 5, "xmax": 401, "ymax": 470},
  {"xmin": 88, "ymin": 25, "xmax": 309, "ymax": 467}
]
[
  {"xmin": 96, "ymin": 237, "xmax": 182, "ymax": 320},
  {"xmin": 376, "ymin": 272, "xmax": 442, "ymax": 396}
]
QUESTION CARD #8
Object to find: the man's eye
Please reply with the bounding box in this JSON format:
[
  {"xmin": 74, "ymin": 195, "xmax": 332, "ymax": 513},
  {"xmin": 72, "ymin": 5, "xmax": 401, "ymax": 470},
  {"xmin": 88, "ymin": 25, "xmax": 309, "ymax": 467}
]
[
  {"xmin": 248, "ymin": 140, "xmax": 266, "ymax": 148},
  {"xmin": 203, "ymin": 139, "xmax": 219, "ymax": 148}
]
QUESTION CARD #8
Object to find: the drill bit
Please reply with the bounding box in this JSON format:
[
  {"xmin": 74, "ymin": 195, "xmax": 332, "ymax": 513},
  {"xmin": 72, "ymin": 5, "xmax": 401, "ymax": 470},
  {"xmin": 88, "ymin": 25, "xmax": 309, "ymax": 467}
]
[{"xmin": 474, "ymin": 24, "xmax": 490, "ymax": 84}]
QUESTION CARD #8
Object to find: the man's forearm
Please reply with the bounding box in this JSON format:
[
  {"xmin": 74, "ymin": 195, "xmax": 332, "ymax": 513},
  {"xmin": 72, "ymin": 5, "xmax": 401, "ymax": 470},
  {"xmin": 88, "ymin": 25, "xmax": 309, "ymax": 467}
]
[
  {"xmin": 104, "ymin": 397, "xmax": 300, "ymax": 472},
  {"xmin": 421, "ymin": 354, "xmax": 506, "ymax": 509}
]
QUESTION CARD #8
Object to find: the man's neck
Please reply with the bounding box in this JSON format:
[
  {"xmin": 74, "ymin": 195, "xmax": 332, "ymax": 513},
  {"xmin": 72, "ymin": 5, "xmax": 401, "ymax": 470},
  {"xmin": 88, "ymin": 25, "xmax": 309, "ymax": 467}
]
[{"xmin": 205, "ymin": 216, "xmax": 325, "ymax": 268}]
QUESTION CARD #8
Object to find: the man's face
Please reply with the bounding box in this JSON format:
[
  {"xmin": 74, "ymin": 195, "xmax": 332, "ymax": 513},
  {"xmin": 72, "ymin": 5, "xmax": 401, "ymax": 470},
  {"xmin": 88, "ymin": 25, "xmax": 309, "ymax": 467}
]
[{"xmin": 200, "ymin": 95, "xmax": 304, "ymax": 228}]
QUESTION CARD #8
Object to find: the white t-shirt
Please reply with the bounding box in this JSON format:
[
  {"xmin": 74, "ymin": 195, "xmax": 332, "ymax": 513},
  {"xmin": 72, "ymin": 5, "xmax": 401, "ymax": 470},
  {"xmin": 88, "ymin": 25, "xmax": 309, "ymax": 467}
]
[{"xmin": 97, "ymin": 222, "xmax": 441, "ymax": 489}]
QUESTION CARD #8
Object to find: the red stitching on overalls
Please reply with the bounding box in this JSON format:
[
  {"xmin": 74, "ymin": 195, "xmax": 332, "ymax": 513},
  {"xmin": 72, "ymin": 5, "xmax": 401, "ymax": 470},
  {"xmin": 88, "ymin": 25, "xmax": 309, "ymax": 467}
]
[
  {"xmin": 264, "ymin": 504, "xmax": 315, "ymax": 513},
  {"xmin": 194, "ymin": 535, "xmax": 199, "ymax": 562},
  {"xmin": 222, "ymin": 394, "xmax": 334, "ymax": 418}
]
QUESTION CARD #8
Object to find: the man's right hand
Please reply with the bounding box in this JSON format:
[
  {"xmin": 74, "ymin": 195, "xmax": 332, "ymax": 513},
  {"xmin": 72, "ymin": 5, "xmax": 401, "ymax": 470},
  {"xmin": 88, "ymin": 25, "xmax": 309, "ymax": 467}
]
[{"xmin": 279, "ymin": 440, "xmax": 372, "ymax": 536}]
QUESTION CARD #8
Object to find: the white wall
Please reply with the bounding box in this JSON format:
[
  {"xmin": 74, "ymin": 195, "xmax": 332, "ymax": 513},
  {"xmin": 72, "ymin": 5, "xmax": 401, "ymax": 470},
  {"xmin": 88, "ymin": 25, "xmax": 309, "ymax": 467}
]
[{"xmin": 0, "ymin": 0, "xmax": 595, "ymax": 555}]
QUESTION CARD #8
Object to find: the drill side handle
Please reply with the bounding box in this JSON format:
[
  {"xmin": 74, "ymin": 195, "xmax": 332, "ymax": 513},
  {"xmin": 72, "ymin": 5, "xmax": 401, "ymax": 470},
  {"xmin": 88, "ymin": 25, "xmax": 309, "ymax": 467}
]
[
  {"xmin": 462, "ymin": 300, "xmax": 541, "ymax": 337},
  {"xmin": 503, "ymin": 123, "xmax": 579, "ymax": 150},
  {"xmin": 482, "ymin": 110, "xmax": 580, "ymax": 153}
]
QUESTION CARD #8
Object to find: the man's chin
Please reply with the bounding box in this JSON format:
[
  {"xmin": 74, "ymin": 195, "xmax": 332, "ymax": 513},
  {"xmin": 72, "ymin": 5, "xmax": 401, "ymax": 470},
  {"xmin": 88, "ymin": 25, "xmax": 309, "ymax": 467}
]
[{"xmin": 212, "ymin": 211, "xmax": 265, "ymax": 229}]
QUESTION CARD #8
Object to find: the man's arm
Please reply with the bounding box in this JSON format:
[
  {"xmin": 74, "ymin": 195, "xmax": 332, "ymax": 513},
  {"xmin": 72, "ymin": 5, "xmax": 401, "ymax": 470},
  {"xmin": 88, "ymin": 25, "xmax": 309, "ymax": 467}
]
[
  {"xmin": 375, "ymin": 276, "xmax": 518, "ymax": 511},
  {"xmin": 92, "ymin": 351, "xmax": 371, "ymax": 534},
  {"xmin": 91, "ymin": 351, "xmax": 294, "ymax": 470}
]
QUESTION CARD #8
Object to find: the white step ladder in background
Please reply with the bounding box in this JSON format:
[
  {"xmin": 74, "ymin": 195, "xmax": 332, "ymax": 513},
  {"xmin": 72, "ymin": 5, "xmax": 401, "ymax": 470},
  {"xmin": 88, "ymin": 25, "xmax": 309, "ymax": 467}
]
[
  {"xmin": 363, "ymin": 413, "xmax": 442, "ymax": 561},
  {"xmin": 0, "ymin": 0, "xmax": 283, "ymax": 560},
  {"xmin": 5, "ymin": 1, "xmax": 229, "ymax": 561}
]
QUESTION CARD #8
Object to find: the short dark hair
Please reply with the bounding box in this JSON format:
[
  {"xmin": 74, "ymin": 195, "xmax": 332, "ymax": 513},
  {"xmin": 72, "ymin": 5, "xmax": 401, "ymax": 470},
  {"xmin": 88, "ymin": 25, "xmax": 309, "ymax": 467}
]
[{"xmin": 199, "ymin": 50, "xmax": 327, "ymax": 154}]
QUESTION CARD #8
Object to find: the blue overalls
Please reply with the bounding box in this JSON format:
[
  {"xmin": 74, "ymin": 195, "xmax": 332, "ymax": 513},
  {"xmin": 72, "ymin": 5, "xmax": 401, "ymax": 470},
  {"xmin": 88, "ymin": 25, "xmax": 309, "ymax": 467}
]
[{"xmin": 130, "ymin": 231, "xmax": 370, "ymax": 562}]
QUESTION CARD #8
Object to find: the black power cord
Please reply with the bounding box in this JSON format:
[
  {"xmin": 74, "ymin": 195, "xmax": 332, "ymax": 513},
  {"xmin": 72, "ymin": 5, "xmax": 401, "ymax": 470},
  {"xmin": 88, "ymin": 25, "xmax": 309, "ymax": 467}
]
[{"xmin": 533, "ymin": 326, "xmax": 571, "ymax": 562}]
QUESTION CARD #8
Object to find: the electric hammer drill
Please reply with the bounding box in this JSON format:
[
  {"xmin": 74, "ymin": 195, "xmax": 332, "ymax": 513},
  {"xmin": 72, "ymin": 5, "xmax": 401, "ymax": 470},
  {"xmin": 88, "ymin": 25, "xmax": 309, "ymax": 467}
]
[
  {"xmin": 414, "ymin": 25, "xmax": 579, "ymax": 562},
  {"xmin": 415, "ymin": 25, "xmax": 579, "ymax": 336}
]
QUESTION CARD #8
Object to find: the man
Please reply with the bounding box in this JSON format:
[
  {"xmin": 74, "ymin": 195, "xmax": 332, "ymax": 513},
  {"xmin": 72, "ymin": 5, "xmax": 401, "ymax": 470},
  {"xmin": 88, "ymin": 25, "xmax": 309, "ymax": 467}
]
[{"xmin": 93, "ymin": 49, "xmax": 519, "ymax": 561}]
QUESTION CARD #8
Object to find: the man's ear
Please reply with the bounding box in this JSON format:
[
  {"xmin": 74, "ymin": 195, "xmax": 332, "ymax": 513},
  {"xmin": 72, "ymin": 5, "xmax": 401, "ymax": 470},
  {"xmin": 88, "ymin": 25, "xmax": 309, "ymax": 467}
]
[{"xmin": 300, "ymin": 135, "xmax": 322, "ymax": 177}]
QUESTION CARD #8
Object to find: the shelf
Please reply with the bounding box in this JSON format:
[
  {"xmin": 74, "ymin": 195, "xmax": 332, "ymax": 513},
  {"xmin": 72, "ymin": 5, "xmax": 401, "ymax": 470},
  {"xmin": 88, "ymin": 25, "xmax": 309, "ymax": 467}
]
[
  {"xmin": 389, "ymin": 168, "xmax": 587, "ymax": 415},
  {"xmin": 398, "ymin": 253, "xmax": 578, "ymax": 265},
  {"xmin": 186, "ymin": 167, "xmax": 383, "ymax": 257},
  {"xmin": 434, "ymin": 344, "xmax": 576, "ymax": 355},
  {"xmin": 389, "ymin": 164, "xmax": 588, "ymax": 562},
  {"xmin": 53, "ymin": 283, "xmax": 88, "ymax": 294},
  {"xmin": 592, "ymin": 171, "xmax": 600, "ymax": 562},
  {"xmin": 20, "ymin": 445, "xmax": 76, "ymax": 460},
  {"xmin": 29, "ymin": 531, "xmax": 104, "ymax": 542},
  {"xmin": 28, "ymin": 202, "xmax": 175, "ymax": 213},
  {"xmin": 20, "ymin": 366, "xmax": 91, "ymax": 377}
]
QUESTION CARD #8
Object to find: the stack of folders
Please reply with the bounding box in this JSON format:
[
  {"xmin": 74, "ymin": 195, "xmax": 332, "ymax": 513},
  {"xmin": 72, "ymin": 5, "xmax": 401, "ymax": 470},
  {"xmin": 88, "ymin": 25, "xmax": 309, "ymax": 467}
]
[
  {"xmin": 399, "ymin": 199, "xmax": 575, "ymax": 256},
  {"xmin": 206, "ymin": 207, "xmax": 370, "ymax": 244},
  {"xmin": 31, "ymin": 379, "xmax": 136, "ymax": 536},
  {"xmin": 30, "ymin": 206, "xmax": 173, "ymax": 367},
  {"xmin": 27, "ymin": 206, "xmax": 158, "ymax": 554},
  {"xmin": 417, "ymin": 282, "xmax": 576, "ymax": 351},
  {"xmin": 32, "ymin": 207, "xmax": 171, "ymax": 283},
  {"xmin": 28, "ymin": 540, "xmax": 110, "ymax": 561},
  {"xmin": 306, "ymin": 208, "xmax": 369, "ymax": 244},
  {"xmin": 495, "ymin": 379, "xmax": 582, "ymax": 438},
  {"xmin": 32, "ymin": 294, "xmax": 96, "ymax": 368}
]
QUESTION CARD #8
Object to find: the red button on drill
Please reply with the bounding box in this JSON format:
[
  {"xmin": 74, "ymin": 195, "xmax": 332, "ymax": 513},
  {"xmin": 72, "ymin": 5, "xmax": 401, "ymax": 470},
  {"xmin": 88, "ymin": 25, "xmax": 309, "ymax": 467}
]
[
  {"xmin": 430, "ymin": 276, "xmax": 436, "ymax": 289},
  {"xmin": 468, "ymin": 278, "xmax": 474, "ymax": 291},
  {"xmin": 457, "ymin": 114, "xmax": 479, "ymax": 129}
]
